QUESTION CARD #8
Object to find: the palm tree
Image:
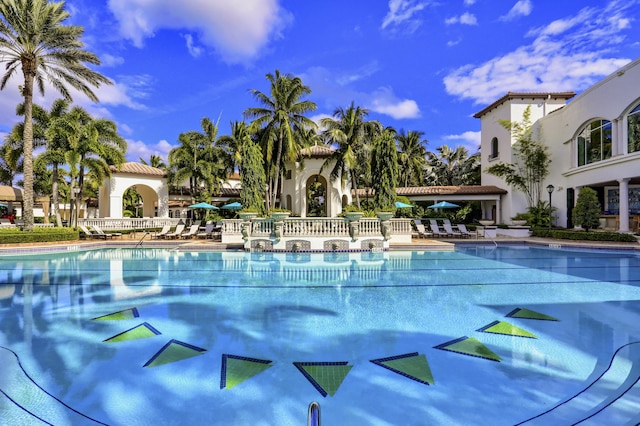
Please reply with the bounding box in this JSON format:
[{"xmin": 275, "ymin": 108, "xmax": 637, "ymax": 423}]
[
  {"xmin": 169, "ymin": 117, "xmax": 231, "ymax": 203},
  {"xmin": 245, "ymin": 70, "xmax": 317, "ymax": 209},
  {"xmin": 426, "ymin": 145, "xmax": 480, "ymax": 186},
  {"xmin": 396, "ymin": 130, "xmax": 428, "ymax": 187},
  {"xmin": 320, "ymin": 102, "xmax": 382, "ymax": 208},
  {"xmin": 0, "ymin": 137, "xmax": 22, "ymax": 185},
  {"xmin": 140, "ymin": 154, "xmax": 167, "ymax": 170},
  {"xmin": 51, "ymin": 106, "xmax": 126, "ymax": 225},
  {"xmin": 0, "ymin": 0, "xmax": 112, "ymax": 230}
]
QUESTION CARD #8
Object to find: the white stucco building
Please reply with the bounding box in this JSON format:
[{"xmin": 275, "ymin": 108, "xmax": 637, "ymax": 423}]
[{"xmin": 476, "ymin": 57, "xmax": 640, "ymax": 232}]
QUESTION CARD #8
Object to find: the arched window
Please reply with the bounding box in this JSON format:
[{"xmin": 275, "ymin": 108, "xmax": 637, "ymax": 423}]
[
  {"xmin": 489, "ymin": 137, "xmax": 499, "ymax": 159},
  {"xmin": 628, "ymin": 103, "xmax": 640, "ymax": 154},
  {"xmin": 577, "ymin": 119, "xmax": 612, "ymax": 166}
]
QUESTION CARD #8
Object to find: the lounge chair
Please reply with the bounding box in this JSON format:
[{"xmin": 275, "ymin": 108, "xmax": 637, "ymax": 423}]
[
  {"xmin": 80, "ymin": 225, "xmax": 106, "ymax": 239},
  {"xmin": 165, "ymin": 224, "xmax": 185, "ymax": 239},
  {"xmin": 152, "ymin": 224, "xmax": 171, "ymax": 239},
  {"xmin": 442, "ymin": 222, "xmax": 463, "ymax": 238},
  {"xmin": 456, "ymin": 224, "xmax": 476, "ymax": 238},
  {"xmin": 413, "ymin": 220, "xmax": 432, "ymax": 238},
  {"xmin": 91, "ymin": 225, "xmax": 122, "ymax": 239},
  {"xmin": 429, "ymin": 219, "xmax": 449, "ymax": 237},
  {"xmin": 180, "ymin": 224, "xmax": 200, "ymax": 239},
  {"xmin": 197, "ymin": 223, "xmax": 215, "ymax": 239}
]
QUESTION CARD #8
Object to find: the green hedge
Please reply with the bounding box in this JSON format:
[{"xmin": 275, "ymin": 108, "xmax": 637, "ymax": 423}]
[
  {"xmin": 531, "ymin": 228, "xmax": 638, "ymax": 242},
  {"xmin": 0, "ymin": 227, "xmax": 79, "ymax": 244}
]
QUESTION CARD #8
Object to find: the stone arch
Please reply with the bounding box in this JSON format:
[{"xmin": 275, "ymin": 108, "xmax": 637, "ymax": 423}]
[
  {"xmin": 306, "ymin": 174, "xmax": 327, "ymax": 217},
  {"xmin": 100, "ymin": 163, "xmax": 168, "ymax": 218}
]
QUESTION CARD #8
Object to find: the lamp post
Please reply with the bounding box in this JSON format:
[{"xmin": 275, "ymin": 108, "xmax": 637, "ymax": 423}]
[{"xmin": 546, "ymin": 184, "xmax": 554, "ymax": 229}]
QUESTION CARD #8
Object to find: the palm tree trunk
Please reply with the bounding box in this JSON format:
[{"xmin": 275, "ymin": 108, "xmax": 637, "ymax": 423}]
[
  {"xmin": 52, "ymin": 164, "xmax": 62, "ymax": 227},
  {"xmin": 351, "ymin": 170, "xmax": 361, "ymax": 208},
  {"xmin": 21, "ymin": 67, "xmax": 36, "ymax": 231},
  {"xmin": 271, "ymin": 132, "xmax": 284, "ymax": 210}
]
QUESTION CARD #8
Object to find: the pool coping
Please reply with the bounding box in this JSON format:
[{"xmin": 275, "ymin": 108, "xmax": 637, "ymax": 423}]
[{"xmin": 0, "ymin": 236, "xmax": 638, "ymax": 256}]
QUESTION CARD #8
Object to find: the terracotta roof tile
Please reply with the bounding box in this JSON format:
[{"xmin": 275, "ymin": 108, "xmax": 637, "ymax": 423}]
[
  {"xmin": 355, "ymin": 185, "xmax": 507, "ymax": 196},
  {"xmin": 300, "ymin": 145, "xmax": 334, "ymax": 158},
  {"xmin": 110, "ymin": 162, "xmax": 166, "ymax": 176}
]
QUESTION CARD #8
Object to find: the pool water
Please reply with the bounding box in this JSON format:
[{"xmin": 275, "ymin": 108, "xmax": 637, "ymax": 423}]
[{"xmin": 1, "ymin": 245, "xmax": 640, "ymax": 425}]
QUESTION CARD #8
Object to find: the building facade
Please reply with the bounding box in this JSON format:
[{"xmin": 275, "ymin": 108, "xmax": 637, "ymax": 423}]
[{"xmin": 476, "ymin": 57, "xmax": 640, "ymax": 232}]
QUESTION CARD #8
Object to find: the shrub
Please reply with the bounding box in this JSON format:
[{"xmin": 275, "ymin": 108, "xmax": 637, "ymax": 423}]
[
  {"xmin": 0, "ymin": 227, "xmax": 79, "ymax": 244},
  {"xmin": 531, "ymin": 228, "xmax": 637, "ymax": 242}
]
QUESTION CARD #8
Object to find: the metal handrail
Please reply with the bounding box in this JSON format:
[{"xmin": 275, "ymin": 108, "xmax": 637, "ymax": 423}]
[{"xmin": 308, "ymin": 401, "xmax": 320, "ymax": 426}]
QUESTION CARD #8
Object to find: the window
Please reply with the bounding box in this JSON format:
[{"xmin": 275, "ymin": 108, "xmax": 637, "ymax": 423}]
[
  {"xmin": 577, "ymin": 119, "xmax": 612, "ymax": 166},
  {"xmin": 285, "ymin": 169, "xmax": 292, "ymax": 180},
  {"xmin": 628, "ymin": 103, "xmax": 640, "ymax": 153},
  {"xmin": 489, "ymin": 137, "xmax": 499, "ymax": 159}
]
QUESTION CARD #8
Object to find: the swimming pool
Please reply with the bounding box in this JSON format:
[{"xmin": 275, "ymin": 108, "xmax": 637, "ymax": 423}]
[{"xmin": 1, "ymin": 245, "xmax": 639, "ymax": 425}]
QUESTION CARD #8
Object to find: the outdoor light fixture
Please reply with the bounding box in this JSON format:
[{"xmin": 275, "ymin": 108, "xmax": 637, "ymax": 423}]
[{"xmin": 546, "ymin": 184, "xmax": 555, "ymax": 229}]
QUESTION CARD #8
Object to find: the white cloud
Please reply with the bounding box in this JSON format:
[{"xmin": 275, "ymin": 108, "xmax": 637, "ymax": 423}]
[
  {"xmin": 500, "ymin": 0, "xmax": 533, "ymax": 22},
  {"xmin": 445, "ymin": 12, "xmax": 478, "ymax": 26},
  {"xmin": 107, "ymin": 0, "xmax": 291, "ymax": 64},
  {"xmin": 182, "ymin": 34, "xmax": 204, "ymax": 58},
  {"xmin": 100, "ymin": 53, "xmax": 125, "ymax": 67},
  {"xmin": 464, "ymin": 0, "xmax": 476, "ymax": 5},
  {"xmin": 442, "ymin": 130, "xmax": 481, "ymax": 152},
  {"xmin": 381, "ymin": 0, "xmax": 427, "ymax": 32},
  {"xmin": 444, "ymin": 0, "xmax": 636, "ymax": 104},
  {"xmin": 126, "ymin": 139, "xmax": 174, "ymax": 162},
  {"xmin": 369, "ymin": 88, "xmax": 421, "ymax": 119}
]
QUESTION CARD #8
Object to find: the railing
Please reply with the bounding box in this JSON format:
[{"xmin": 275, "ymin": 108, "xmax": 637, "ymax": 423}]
[{"xmin": 79, "ymin": 217, "xmax": 182, "ymax": 230}]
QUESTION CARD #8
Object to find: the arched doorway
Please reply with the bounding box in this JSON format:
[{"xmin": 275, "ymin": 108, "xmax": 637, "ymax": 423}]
[
  {"xmin": 306, "ymin": 175, "xmax": 327, "ymax": 217},
  {"xmin": 122, "ymin": 184, "xmax": 158, "ymax": 217}
]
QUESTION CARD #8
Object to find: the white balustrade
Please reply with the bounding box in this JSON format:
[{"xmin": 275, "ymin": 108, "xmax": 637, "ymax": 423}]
[{"xmin": 79, "ymin": 217, "xmax": 181, "ymax": 230}]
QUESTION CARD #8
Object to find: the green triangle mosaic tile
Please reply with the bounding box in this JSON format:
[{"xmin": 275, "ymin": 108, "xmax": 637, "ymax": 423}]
[
  {"xmin": 371, "ymin": 352, "xmax": 434, "ymax": 386},
  {"xmin": 104, "ymin": 322, "xmax": 161, "ymax": 343},
  {"xmin": 143, "ymin": 339, "xmax": 206, "ymax": 367},
  {"xmin": 294, "ymin": 362, "xmax": 352, "ymax": 397},
  {"xmin": 506, "ymin": 307, "xmax": 558, "ymax": 321},
  {"xmin": 92, "ymin": 307, "xmax": 139, "ymax": 321},
  {"xmin": 478, "ymin": 321, "xmax": 537, "ymax": 338},
  {"xmin": 435, "ymin": 336, "xmax": 501, "ymax": 362},
  {"xmin": 220, "ymin": 354, "xmax": 273, "ymax": 389}
]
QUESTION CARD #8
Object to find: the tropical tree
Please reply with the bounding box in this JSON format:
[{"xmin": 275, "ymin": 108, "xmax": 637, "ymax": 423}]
[
  {"xmin": 245, "ymin": 70, "xmax": 317, "ymax": 209},
  {"xmin": 0, "ymin": 0, "xmax": 112, "ymax": 230},
  {"xmin": 140, "ymin": 154, "xmax": 167, "ymax": 170},
  {"xmin": 426, "ymin": 145, "xmax": 480, "ymax": 186},
  {"xmin": 49, "ymin": 106, "xmax": 126, "ymax": 224},
  {"xmin": 239, "ymin": 135, "xmax": 266, "ymax": 214},
  {"xmin": 320, "ymin": 102, "xmax": 382, "ymax": 209},
  {"xmin": 0, "ymin": 137, "xmax": 21, "ymax": 185},
  {"xmin": 168, "ymin": 117, "xmax": 231, "ymax": 203},
  {"xmin": 371, "ymin": 129, "xmax": 398, "ymax": 211},
  {"xmin": 396, "ymin": 129, "xmax": 428, "ymax": 187},
  {"xmin": 485, "ymin": 105, "xmax": 550, "ymax": 208}
]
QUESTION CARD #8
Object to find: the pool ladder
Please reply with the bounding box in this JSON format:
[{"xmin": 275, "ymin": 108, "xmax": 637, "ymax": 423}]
[{"xmin": 308, "ymin": 402, "xmax": 320, "ymax": 426}]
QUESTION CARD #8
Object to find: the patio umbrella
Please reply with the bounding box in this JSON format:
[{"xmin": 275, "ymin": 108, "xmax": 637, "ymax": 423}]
[
  {"xmin": 395, "ymin": 201, "xmax": 413, "ymax": 208},
  {"xmin": 221, "ymin": 202, "xmax": 243, "ymax": 210},
  {"xmin": 428, "ymin": 201, "xmax": 460, "ymax": 209},
  {"xmin": 188, "ymin": 202, "xmax": 219, "ymax": 210}
]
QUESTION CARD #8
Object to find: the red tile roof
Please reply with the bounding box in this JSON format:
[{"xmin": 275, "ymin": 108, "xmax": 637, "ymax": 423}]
[{"xmin": 110, "ymin": 162, "xmax": 167, "ymax": 176}]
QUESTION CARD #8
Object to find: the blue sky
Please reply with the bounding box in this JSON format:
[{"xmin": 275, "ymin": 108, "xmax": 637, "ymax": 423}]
[{"xmin": 2, "ymin": 0, "xmax": 640, "ymax": 163}]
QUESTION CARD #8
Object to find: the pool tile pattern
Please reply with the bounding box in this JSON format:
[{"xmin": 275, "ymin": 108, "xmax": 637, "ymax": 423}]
[
  {"xmin": 293, "ymin": 362, "xmax": 352, "ymax": 397},
  {"xmin": 506, "ymin": 307, "xmax": 558, "ymax": 321},
  {"xmin": 143, "ymin": 339, "xmax": 206, "ymax": 368},
  {"xmin": 435, "ymin": 337, "xmax": 502, "ymax": 362},
  {"xmin": 103, "ymin": 322, "xmax": 161, "ymax": 343},
  {"xmin": 92, "ymin": 307, "xmax": 140, "ymax": 321},
  {"xmin": 220, "ymin": 355, "xmax": 273, "ymax": 389},
  {"xmin": 478, "ymin": 321, "xmax": 537, "ymax": 338},
  {"xmin": 370, "ymin": 352, "xmax": 434, "ymax": 386}
]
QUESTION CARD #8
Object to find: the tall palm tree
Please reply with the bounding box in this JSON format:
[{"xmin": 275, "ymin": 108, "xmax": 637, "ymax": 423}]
[
  {"xmin": 0, "ymin": 0, "xmax": 111, "ymax": 230},
  {"xmin": 140, "ymin": 154, "xmax": 167, "ymax": 170},
  {"xmin": 396, "ymin": 130, "xmax": 428, "ymax": 187},
  {"xmin": 245, "ymin": 70, "xmax": 317, "ymax": 209},
  {"xmin": 0, "ymin": 137, "xmax": 22, "ymax": 185},
  {"xmin": 320, "ymin": 102, "xmax": 382, "ymax": 208},
  {"xmin": 169, "ymin": 117, "xmax": 231, "ymax": 203},
  {"xmin": 426, "ymin": 145, "xmax": 480, "ymax": 186},
  {"xmin": 51, "ymin": 106, "xmax": 126, "ymax": 224}
]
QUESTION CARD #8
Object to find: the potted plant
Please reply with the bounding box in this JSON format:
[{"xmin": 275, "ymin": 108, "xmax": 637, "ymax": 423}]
[
  {"xmin": 511, "ymin": 212, "xmax": 530, "ymax": 226},
  {"xmin": 342, "ymin": 204, "xmax": 364, "ymax": 221},
  {"xmin": 479, "ymin": 218, "xmax": 494, "ymax": 226},
  {"xmin": 238, "ymin": 208, "xmax": 260, "ymax": 221},
  {"xmin": 269, "ymin": 208, "xmax": 291, "ymax": 221}
]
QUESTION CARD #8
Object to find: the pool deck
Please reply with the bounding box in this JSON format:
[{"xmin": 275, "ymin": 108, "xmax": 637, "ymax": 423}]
[{"xmin": 0, "ymin": 235, "xmax": 638, "ymax": 255}]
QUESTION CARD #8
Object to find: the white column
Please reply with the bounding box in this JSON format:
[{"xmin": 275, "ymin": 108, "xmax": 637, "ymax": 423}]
[
  {"xmin": 618, "ymin": 178, "xmax": 630, "ymax": 232},
  {"xmin": 611, "ymin": 118, "xmax": 620, "ymax": 156}
]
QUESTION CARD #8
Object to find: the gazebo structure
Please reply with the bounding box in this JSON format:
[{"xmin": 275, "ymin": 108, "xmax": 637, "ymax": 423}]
[{"xmin": 99, "ymin": 163, "xmax": 169, "ymax": 218}]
